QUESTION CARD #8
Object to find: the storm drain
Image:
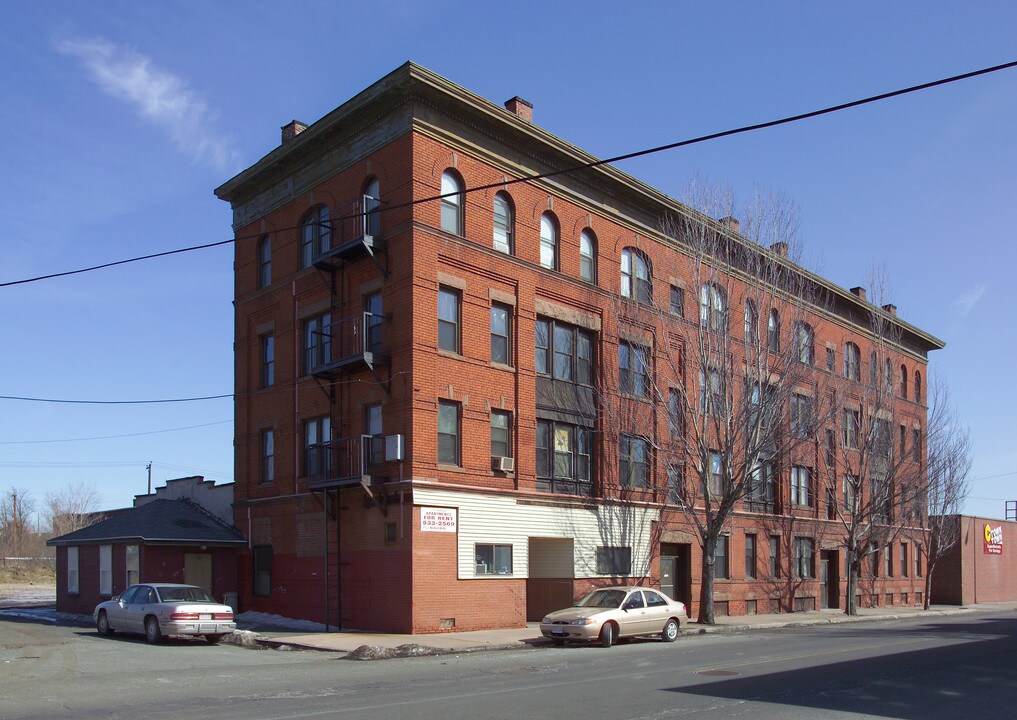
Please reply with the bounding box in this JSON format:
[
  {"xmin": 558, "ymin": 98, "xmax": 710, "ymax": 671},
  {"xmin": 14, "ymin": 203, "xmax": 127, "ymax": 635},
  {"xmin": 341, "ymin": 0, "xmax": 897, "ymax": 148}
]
[{"xmin": 696, "ymin": 669, "xmax": 740, "ymax": 677}]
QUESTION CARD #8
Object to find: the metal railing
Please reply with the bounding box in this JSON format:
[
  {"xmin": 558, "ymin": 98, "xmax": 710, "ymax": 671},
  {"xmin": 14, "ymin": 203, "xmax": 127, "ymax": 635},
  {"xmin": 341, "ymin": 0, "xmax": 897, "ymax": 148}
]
[{"xmin": 307, "ymin": 435, "xmax": 385, "ymax": 485}]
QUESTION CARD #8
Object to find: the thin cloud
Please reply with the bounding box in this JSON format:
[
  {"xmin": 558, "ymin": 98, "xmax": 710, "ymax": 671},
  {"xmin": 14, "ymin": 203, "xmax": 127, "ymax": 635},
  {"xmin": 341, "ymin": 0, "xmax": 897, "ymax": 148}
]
[
  {"xmin": 954, "ymin": 283, "xmax": 987, "ymax": 317},
  {"xmin": 56, "ymin": 37, "xmax": 236, "ymax": 170}
]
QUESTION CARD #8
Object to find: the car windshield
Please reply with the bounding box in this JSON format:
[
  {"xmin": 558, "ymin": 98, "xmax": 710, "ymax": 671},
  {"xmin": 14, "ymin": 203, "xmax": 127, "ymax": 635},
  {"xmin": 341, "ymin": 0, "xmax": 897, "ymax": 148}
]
[
  {"xmin": 575, "ymin": 589, "xmax": 627, "ymax": 609},
  {"xmin": 156, "ymin": 586, "xmax": 215, "ymax": 603}
]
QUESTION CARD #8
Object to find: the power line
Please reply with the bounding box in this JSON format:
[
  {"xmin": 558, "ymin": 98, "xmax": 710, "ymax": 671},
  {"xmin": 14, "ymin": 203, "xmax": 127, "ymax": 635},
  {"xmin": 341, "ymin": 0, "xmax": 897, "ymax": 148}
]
[
  {"xmin": 0, "ymin": 419, "xmax": 233, "ymax": 445},
  {"xmin": 0, "ymin": 393, "xmax": 233, "ymax": 405},
  {"xmin": 2, "ymin": 59, "xmax": 1015, "ymax": 290}
]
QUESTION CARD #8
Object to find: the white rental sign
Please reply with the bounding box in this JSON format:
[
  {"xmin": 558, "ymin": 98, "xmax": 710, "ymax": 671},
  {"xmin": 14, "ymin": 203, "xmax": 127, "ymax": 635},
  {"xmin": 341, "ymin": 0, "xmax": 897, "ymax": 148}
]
[{"xmin": 420, "ymin": 507, "xmax": 457, "ymax": 533}]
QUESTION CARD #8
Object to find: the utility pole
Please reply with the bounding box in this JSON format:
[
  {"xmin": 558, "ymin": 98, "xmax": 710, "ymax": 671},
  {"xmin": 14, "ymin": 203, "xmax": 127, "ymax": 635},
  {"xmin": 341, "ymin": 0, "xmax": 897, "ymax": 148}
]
[{"xmin": 147, "ymin": 462, "xmax": 153, "ymax": 495}]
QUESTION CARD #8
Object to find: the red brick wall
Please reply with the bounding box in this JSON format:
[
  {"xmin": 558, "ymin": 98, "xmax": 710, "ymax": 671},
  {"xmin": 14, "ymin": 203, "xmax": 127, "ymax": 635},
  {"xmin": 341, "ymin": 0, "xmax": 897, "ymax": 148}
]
[{"xmin": 932, "ymin": 516, "xmax": 1017, "ymax": 605}]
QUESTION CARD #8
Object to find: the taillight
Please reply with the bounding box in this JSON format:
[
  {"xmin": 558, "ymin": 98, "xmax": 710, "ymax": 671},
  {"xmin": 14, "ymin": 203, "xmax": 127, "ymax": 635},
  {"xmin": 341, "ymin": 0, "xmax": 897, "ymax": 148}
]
[
  {"xmin": 171, "ymin": 612, "xmax": 200, "ymax": 620},
  {"xmin": 213, "ymin": 613, "xmax": 234, "ymax": 621}
]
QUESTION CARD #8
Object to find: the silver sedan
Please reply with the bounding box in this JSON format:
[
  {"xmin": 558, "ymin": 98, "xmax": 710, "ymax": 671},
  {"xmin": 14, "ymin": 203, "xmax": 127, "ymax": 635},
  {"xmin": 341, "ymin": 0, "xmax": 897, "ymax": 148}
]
[
  {"xmin": 94, "ymin": 583, "xmax": 236, "ymax": 644},
  {"xmin": 540, "ymin": 586, "xmax": 686, "ymax": 647}
]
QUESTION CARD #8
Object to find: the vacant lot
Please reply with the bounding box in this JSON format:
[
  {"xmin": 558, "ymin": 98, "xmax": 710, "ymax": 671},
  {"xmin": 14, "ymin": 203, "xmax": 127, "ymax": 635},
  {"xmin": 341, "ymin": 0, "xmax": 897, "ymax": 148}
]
[{"xmin": 0, "ymin": 565, "xmax": 55, "ymax": 608}]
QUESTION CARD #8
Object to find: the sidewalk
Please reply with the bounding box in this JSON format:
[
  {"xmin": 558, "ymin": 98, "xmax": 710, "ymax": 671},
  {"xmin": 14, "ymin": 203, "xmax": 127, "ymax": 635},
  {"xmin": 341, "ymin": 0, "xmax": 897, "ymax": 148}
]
[{"xmin": 252, "ymin": 603, "xmax": 1017, "ymax": 656}]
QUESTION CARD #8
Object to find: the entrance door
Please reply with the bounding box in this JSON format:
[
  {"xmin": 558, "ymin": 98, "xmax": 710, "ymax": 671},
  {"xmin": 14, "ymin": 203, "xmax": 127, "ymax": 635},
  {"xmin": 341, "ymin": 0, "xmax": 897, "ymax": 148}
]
[
  {"xmin": 820, "ymin": 550, "xmax": 840, "ymax": 609},
  {"xmin": 660, "ymin": 543, "xmax": 692, "ymax": 615},
  {"xmin": 819, "ymin": 559, "xmax": 829, "ymax": 609},
  {"xmin": 184, "ymin": 553, "xmax": 213, "ymax": 593}
]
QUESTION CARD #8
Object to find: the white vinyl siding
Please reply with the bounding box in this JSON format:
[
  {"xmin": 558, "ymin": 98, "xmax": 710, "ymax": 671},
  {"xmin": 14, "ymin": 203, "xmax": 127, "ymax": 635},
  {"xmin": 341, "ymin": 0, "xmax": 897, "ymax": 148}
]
[{"xmin": 414, "ymin": 488, "xmax": 659, "ymax": 580}]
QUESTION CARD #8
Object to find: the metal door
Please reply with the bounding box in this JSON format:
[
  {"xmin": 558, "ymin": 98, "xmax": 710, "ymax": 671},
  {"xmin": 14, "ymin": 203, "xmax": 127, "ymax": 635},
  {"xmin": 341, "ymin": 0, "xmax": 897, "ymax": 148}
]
[
  {"xmin": 820, "ymin": 559, "xmax": 829, "ymax": 609},
  {"xmin": 660, "ymin": 556, "xmax": 676, "ymax": 601},
  {"xmin": 184, "ymin": 553, "xmax": 213, "ymax": 593}
]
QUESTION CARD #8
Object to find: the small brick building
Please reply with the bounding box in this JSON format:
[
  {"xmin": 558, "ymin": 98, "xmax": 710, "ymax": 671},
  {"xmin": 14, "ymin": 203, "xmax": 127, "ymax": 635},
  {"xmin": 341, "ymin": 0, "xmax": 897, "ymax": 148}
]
[{"xmin": 931, "ymin": 515, "xmax": 1017, "ymax": 605}]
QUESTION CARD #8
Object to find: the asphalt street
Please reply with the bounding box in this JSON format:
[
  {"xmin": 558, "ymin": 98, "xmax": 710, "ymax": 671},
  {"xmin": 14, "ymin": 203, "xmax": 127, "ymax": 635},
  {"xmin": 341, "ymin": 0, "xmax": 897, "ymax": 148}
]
[{"xmin": 2, "ymin": 611, "xmax": 1015, "ymax": 719}]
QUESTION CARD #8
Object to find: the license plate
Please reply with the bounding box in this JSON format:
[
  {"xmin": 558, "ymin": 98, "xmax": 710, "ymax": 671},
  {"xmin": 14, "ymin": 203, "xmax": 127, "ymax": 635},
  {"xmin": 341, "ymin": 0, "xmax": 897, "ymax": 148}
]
[
  {"xmin": 200, "ymin": 614, "xmax": 212, "ymax": 620},
  {"xmin": 551, "ymin": 627, "xmax": 565, "ymax": 636}
]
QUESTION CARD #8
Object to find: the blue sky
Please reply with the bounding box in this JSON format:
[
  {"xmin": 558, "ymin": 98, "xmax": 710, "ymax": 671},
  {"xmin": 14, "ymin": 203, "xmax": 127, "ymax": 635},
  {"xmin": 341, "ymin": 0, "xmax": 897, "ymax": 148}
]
[{"xmin": 1, "ymin": 1, "xmax": 1015, "ymax": 521}]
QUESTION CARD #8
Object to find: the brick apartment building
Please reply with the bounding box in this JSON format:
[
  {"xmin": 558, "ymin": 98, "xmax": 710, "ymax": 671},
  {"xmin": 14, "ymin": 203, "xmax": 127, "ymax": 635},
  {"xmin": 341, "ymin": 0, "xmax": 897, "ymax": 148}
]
[{"xmin": 214, "ymin": 62, "xmax": 942, "ymax": 632}]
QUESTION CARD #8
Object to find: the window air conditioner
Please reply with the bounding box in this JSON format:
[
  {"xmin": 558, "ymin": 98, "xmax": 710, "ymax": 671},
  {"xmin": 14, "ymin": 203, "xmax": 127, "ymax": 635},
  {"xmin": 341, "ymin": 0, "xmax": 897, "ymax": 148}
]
[{"xmin": 492, "ymin": 456, "xmax": 515, "ymax": 473}]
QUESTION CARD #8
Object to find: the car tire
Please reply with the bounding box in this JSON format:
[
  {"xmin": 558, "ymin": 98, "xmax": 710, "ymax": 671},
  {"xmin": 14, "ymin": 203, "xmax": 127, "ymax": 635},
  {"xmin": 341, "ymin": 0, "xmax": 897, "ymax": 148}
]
[
  {"xmin": 96, "ymin": 611, "xmax": 114, "ymax": 636},
  {"xmin": 205, "ymin": 634, "xmax": 223, "ymax": 645},
  {"xmin": 600, "ymin": 622, "xmax": 616, "ymax": 648},
  {"xmin": 661, "ymin": 618, "xmax": 679, "ymax": 643},
  {"xmin": 144, "ymin": 617, "xmax": 163, "ymax": 644}
]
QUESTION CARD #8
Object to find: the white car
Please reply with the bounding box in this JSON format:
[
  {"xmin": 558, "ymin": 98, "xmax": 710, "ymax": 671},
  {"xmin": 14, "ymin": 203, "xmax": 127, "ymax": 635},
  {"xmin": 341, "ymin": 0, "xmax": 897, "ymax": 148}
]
[
  {"xmin": 540, "ymin": 586, "xmax": 686, "ymax": 647},
  {"xmin": 94, "ymin": 583, "xmax": 236, "ymax": 644}
]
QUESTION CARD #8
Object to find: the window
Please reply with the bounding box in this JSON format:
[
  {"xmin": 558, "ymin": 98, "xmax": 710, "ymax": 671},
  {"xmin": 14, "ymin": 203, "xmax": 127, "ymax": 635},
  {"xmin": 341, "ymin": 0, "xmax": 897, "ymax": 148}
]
[
  {"xmin": 667, "ymin": 464, "xmax": 683, "ymax": 504},
  {"xmin": 493, "ymin": 192, "xmax": 513, "ymax": 254},
  {"xmin": 621, "ymin": 247, "xmax": 652, "ymax": 303},
  {"xmin": 491, "ymin": 410, "xmax": 512, "ymax": 459},
  {"xmin": 915, "ymin": 371, "xmax": 922, "ymax": 403},
  {"xmin": 304, "ymin": 416, "xmax": 331, "ymax": 477},
  {"xmin": 767, "ymin": 310, "xmax": 780, "ymax": 351},
  {"xmin": 619, "ymin": 342, "xmax": 650, "ymax": 397},
  {"xmin": 912, "ymin": 428, "xmax": 922, "ymax": 463},
  {"xmin": 699, "ymin": 283, "xmax": 728, "ymax": 331},
  {"xmin": 899, "ymin": 424, "xmax": 907, "ymax": 457},
  {"xmin": 707, "ymin": 450, "xmax": 724, "ymax": 495},
  {"xmin": 253, "ymin": 546, "xmax": 272, "ymax": 597},
  {"xmin": 99, "ymin": 545, "xmax": 112, "ymax": 595},
  {"xmin": 768, "ymin": 535, "xmax": 781, "ymax": 577},
  {"xmin": 260, "ymin": 334, "xmax": 274, "ymax": 388},
  {"xmin": 536, "ymin": 420, "xmax": 592, "ymax": 495},
  {"xmin": 539, "ymin": 212, "xmax": 559, "ymax": 270},
  {"xmin": 670, "ymin": 285, "xmax": 684, "ymax": 317},
  {"xmin": 363, "ymin": 176, "xmax": 381, "ymax": 236},
  {"xmin": 668, "ymin": 388, "xmax": 683, "ymax": 439},
  {"xmin": 440, "ymin": 170, "xmax": 463, "ymax": 235},
  {"xmin": 716, "ymin": 535, "xmax": 730, "ymax": 579},
  {"xmin": 534, "ymin": 318, "xmax": 593, "ymax": 384},
  {"xmin": 900, "ymin": 365, "xmax": 908, "ymax": 398},
  {"xmin": 126, "ymin": 545, "xmax": 139, "ymax": 587},
  {"xmin": 364, "ymin": 292, "xmax": 383, "ymax": 354},
  {"xmin": 257, "ymin": 235, "xmax": 271, "ymax": 288},
  {"xmin": 791, "ymin": 465, "xmax": 811, "ymax": 507},
  {"xmin": 826, "ymin": 347, "xmax": 835, "ymax": 372},
  {"xmin": 844, "ymin": 474, "xmax": 858, "ymax": 510},
  {"xmin": 619, "ymin": 435, "xmax": 650, "ymax": 488},
  {"xmin": 825, "ymin": 429, "xmax": 837, "ymax": 469},
  {"xmin": 437, "ymin": 286, "xmax": 461, "ymax": 353},
  {"xmin": 699, "ymin": 368, "xmax": 725, "ymax": 416},
  {"xmin": 869, "ymin": 351, "xmax": 878, "ymax": 386},
  {"xmin": 67, "ymin": 546, "xmax": 79, "ymax": 594},
  {"xmin": 437, "ymin": 400, "xmax": 461, "ymax": 466},
  {"xmin": 475, "ymin": 544, "xmax": 513, "ymax": 575},
  {"xmin": 838, "ymin": 342, "xmax": 857, "ymax": 381},
  {"xmin": 885, "ymin": 543, "xmax": 894, "ymax": 577},
  {"xmin": 901, "ymin": 543, "xmax": 909, "ymax": 577},
  {"xmin": 747, "ymin": 461, "xmax": 775, "ymax": 511},
  {"xmin": 365, "ymin": 404, "xmax": 383, "ymax": 469},
  {"xmin": 885, "ymin": 358, "xmax": 894, "ymax": 392},
  {"xmin": 490, "ymin": 303, "xmax": 512, "ymax": 365},
  {"xmin": 303, "ymin": 312, "xmax": 332, "ymax": 374},
  {"xmin": 915, "ymin": 546, "xmax": 923, "ymax": 577},
  {"xmin": 580, "ymin": 229, "xmax": 597, "ymax": 282},
  {"xmin": 260, "ymin": 429, "xmax": 274, "ymax": 484},
  {"xmin": 744, "ymin": 300, "xmax": 758, "ymax": 345},
  {"xmin": 794, "ymin": 322, "xmax": 814, "ymax": 364},
  {"xmin": 597, "ymin": 546, "xmax": 632, "ymax": 575},
  {"xmin": 300, "ymin": 205, "xmax": 330, "ymax": 268},
  {"xmin": 843, "ymin": 409, "xmax": 859, "ymax": 449},
  {"xmin": 791, "ymin": 393, "xmax": 812, "ymax": 437},
  {"xmin": 745, "ymin": 534, "xmax": 757, "ymax": 579},
  {"xmin": 794, "ymin": 538, "xmax": 814, "ymax": 578}
]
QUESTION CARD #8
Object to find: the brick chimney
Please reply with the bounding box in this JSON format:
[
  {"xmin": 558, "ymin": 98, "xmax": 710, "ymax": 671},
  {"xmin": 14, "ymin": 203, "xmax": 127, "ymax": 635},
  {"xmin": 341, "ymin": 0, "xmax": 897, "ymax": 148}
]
[
  {"xmin": 881, "ymin": 303, "xmax": 897, "ymax": 317},
  {"xmin": 281, "ymin": 120, "xmax": 308, "ymax": 144},
  {"xmin": 850, "ymin": 287, "xmax": 867, "ymax": 302},
  {"xmin": 770, "ymin": 241, "xmax": 788, "ymax": 258},
  {"xmin": 504, "ymin": 96, "xmax": 533, "ymax": 123},
  {"xmin": 719, "ymin": 216, "xmax": 740, "ymax": 234}
]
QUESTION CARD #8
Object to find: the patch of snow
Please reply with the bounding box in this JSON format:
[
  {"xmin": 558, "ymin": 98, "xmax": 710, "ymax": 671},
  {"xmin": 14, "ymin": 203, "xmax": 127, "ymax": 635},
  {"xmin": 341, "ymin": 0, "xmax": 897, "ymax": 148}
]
[{"xmin": 235, "ymin": 611, "xmax": 331, "ymax": 632}]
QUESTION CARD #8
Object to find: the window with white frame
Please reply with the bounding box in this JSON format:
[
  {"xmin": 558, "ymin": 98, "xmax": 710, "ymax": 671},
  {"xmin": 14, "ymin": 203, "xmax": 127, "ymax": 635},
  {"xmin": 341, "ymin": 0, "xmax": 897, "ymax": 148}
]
[
  {"xmin": 438, "ymin": 286, "xmax": 461, "ymax": 353},
  {"xmin": 67, "ymin": 546, "xmax": 79, "ymax": 594},
  {"xmin": 580, "ymin": 229, "xmax": 597, "ymax": 282},
  {"xmin": 126, "ymin": 545, "xmax": 139, "ymax": 587},
  {"xmin": 493, "ymin": 191, "xmax": 513, "ymax": 254},
  {"xmin": 621, "ymin": 247, "xmax": 652, "ymax": 303},
  {"xmin": 440, "ymin": 170, "xmax": 464, "ymax": 235},
  {"xmin": 791, "ymin": 465, "xmax": 812, "ymax": 507},
  {"xmin": 539, "ymin": 212, "xmax": 559, "ymax": 270},
  {"xmin": 475, "ymin": 544, "xmax": 513, "ymax": 575},
  {"xmin": 794, "ymin": 537, "xmax": 815, "ymax": 578},
  {"xmin": 619, "ymin": 434, "xmax": 650, "ymax": 488},
  {"xmin": 699, "ymin": 283, "xmax": 728, "ymax": 331},
  {"xmin": 99, "ymin": 544, "xmax": 112, "ymax": 595},
  {"xmin": 490, "ymin": 303, "xmax": 511, "ymax": 366}
]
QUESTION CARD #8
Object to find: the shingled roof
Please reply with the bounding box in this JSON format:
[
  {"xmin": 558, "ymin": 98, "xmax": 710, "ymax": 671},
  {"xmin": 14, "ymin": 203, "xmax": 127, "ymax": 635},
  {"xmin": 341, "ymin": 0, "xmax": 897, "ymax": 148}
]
[{"xmin": 47, "ymin": 499, "xmax": 246, "ymax": 547}]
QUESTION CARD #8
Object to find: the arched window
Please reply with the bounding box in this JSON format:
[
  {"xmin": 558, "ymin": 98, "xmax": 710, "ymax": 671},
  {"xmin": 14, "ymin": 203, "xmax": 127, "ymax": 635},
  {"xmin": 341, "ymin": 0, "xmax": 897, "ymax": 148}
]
[
  {"xmin": 744, "ymin": 300, "xmax": 758, "ymax": 345},
  {"xmin": 580, "ymin": 229, "xmax": 597, "ymax": 283},
  {"xmin": 914, "ymin": 371, "xmax": 922, "ymax": 403},
  {"xmin": 794, "ymin": 322, "xmax": 814, "ymax": 365},
  {"xmin": 539, "ymin": 212, "xmax": 559, "ymax": 270},
  {"xmin": 493, "ymin": 192, "xmax": 513, "ymax": 254},
  {"xmin": 363, "ymin": 176, "xmax": 381, "ymax": 237},
  {"xmin": 900, "ymin": 364, "xmax": 908, "ymax": 399},
  {"xmin": 300, "ymin": 205, "xmax": 330, "ymax": 268},
  {"xmin": 767, "ymin": 310, "xmax": 780, "ymax": 352},
  {"xmin": 621, "ymin": 247, "xmax": 652, "ymax": 303},
  {"xmin": 885, "ymin": 359, "xmax": 894, "ymax": 392},
  {"xmin": 440, "ymin": 170, "xmax": 464, "ymax": 235},
  {"xmin": 257, "ymin": 235, "xmax": 271, "ymax": 289},
  {"xmin": 699, "ymin": 283, "xmax": 728, "ymax": 331},
  {"xmin": 869, "ymin": 351, "xmax": 878, "ymax": 386},
  {"xmin": 843, "ymin": 342, "xmax": 860, "ymax": 381}
]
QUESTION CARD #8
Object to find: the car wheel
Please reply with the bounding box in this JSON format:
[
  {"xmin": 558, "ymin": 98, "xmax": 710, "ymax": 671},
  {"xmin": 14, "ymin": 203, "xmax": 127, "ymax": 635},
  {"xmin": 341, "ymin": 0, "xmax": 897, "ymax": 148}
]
[
  {"xmin": 205, "ymin": 634, "xmax": 223, "ymax": 645},
  {"xmin": 600, "ymin": 622, "xmax": 616, "ymax": 648},
  {"xmin": 144, "ymin": 617, "xmax": 163, "ymax": 644},
  {"xmin": 96, "ymin": 611, "xmax": 114, "ymax": 636},
  {"xmin": 661, "ymin": 618, "xmax": 679, "ymax": 643}
]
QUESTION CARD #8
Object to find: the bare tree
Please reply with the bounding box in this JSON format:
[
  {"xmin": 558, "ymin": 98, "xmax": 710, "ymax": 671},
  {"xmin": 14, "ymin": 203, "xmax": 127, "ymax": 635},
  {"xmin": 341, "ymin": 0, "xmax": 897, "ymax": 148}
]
[
  {"xmin": 596, "ymin": 183, "xmax": 831, "ymax": 624},
  {"xmin": 0, "ymin": 487, "xmax": 38, "ymax": 559},
  {"xmin": 46, "ymin": 481, "xmax": 103, "ymax": 536},
  {"xmin": 759, "ymin": 505, "xmax": 833, "ymax": 613},
  {"xmin": 818, "ymin": 273, "xmax": 930, "ymax": 615},
  {"xmin": 912, "ymin": 376, "xmax": 971, "ymax": 608}
]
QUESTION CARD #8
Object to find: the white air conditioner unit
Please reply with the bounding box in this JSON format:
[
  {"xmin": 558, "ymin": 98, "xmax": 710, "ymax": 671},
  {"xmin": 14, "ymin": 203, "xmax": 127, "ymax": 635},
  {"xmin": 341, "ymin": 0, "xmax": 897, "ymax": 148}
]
[{"xmin": 492, "ymin": 456, "xmax": 515, "ymax": 473}]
